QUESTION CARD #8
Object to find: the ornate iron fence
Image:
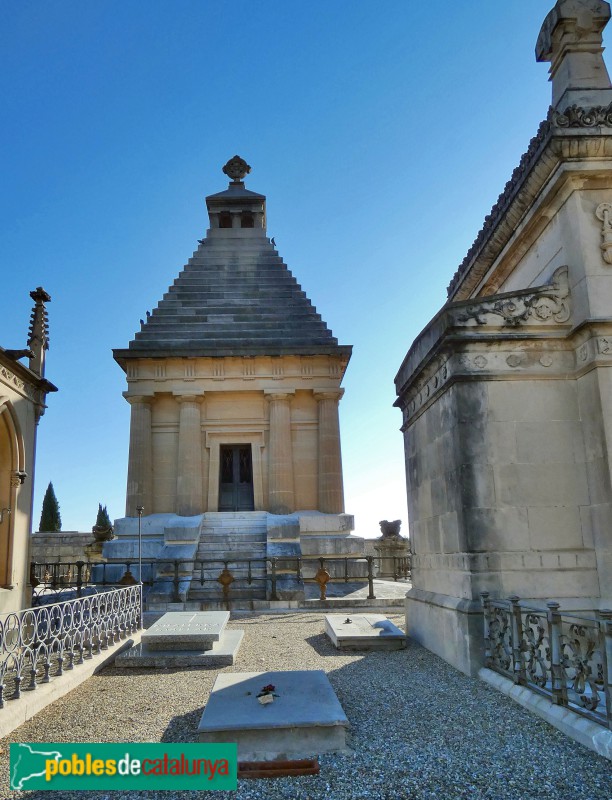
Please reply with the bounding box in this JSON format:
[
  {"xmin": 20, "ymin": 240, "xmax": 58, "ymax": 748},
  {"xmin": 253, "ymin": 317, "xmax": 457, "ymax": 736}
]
[
  {"xmin": 30, "ymin": 554, "xmax": 411, "ymax": 608},
  {"xmin": 481, "ymin": 592, "xmax": 612, "ymax": 729},
  {"xmin": 0, "ymin": 586, "xmax": 142, "ymax": 710}
]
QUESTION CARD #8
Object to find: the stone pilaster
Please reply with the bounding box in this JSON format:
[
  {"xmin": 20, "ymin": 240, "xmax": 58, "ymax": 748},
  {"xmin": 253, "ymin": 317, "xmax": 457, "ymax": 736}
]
[
  {"xmin": 175, "ymin": 394, "xmax": 204, "ymax": 516},
  {"xmin": 314, "ymin": 390, "xmax": 345, "ymax": 513},
  {"xmin": 125, "ymin": 395, "xmax": 153, "ymax": 517},
  {"xmin": 266, "ymin": 392, "xmax": 295, "ymax": 514}
]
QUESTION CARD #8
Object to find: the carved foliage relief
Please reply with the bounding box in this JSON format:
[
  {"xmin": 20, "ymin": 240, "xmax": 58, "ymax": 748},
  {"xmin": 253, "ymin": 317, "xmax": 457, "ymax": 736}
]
[{"xmin": 453, "ymin": 266, "xmax": 571, "ymax": 328}]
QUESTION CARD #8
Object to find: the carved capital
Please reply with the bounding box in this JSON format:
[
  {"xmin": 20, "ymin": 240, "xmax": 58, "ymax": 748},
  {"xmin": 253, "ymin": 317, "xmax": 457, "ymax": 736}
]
[
  {"xmin": 313, "ymin": 389, "xmax": 344, "ymax": 402},
  {"xmin": 124, "ymin": 394, "xmax": 154, "ymax": 406},
  {"xmin": 173, "ymin": 393, "xmax": 204, "ymax": 404},
  {"xmin": 264, "ymin": 390, "xmax": 294, "ymax": 403}
]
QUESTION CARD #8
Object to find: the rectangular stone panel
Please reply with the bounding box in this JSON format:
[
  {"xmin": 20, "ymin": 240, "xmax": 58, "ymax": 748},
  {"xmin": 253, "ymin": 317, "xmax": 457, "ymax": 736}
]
[
  {"xmin": 115, "ymin": 630, "xmax": 244, "ymax": 668},
  {"xmin": 198, "ymin": 670, "xmax": 349, "ymax": 761},
  {"xmin": 141, "ymin": 611, "xmax": 229, "ymax": 651},
  {"xmin": 324, "ymin": 614, "xmax": 406, "ymax": 650}
]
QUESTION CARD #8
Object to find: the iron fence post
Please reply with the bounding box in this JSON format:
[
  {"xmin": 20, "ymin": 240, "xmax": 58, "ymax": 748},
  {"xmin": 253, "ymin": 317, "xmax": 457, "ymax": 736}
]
[
  {"xmin": 547, "ymin": 601, "xmax": 567, "ymax": 707},
  {"xmin": 509, "ymin": 595, "xmax": 526, "ymax": 685},
  {"xmin": 76, "ymin": 561, "xmax": 84, "ymax": 598},
  {"xmin": 173, "ymin": 560, "xmax": 180, "ymax": 602},
  {"xmin": 270, "ymin": 558, "xmax": 278, "ymax": 601},
  {"xmin": 480, "ymin": 591, "xmax": 492, "ymax": 667},
  {"xmin": 366, "ymin": 556, "xmax": 375, "ymax": 600},
  {"xmin": 598, "ymin": 608, "xmax": 612, "ymax": 730}
]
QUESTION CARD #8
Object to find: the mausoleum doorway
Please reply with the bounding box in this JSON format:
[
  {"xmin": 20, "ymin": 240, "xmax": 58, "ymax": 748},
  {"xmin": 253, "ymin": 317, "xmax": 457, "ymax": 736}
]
[
  {"xmin": 218, "ymin": 444, "xmax": 255, "ymax": 511},
  {"xmin": 0, "ymin": 405, "xmax": 17, "ymax": 588}
]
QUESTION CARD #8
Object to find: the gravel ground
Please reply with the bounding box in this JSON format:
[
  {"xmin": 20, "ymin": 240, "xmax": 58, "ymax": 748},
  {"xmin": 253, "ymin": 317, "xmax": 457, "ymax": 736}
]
[{"xmin": 1, "ymin": 612, "xmax": 610, "ymax": 800}]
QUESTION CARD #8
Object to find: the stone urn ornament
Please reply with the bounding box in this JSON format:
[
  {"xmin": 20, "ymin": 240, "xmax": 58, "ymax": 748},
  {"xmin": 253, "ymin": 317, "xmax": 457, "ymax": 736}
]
[
  {"xmin": 379, "ymin": 519, "xmax": 402, "ymax": 539},
  {"xmin": 92, "ymin": 503, "xmax": 114, "ymax": 542}
]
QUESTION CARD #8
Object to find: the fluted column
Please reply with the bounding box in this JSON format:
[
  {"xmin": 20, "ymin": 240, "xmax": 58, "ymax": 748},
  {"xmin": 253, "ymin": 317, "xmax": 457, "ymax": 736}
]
[
  {"xmin": 175, "ymin": 394, "xmax": 204, "ymax": 516},
  {"xmin": 125, "ymin": 395, "xmax": 153, "ymax": 517},
  {"xmin": 314, "ymin": 390, "xmax": 345, "ymax": 513},
  {"xmin": 266, "ymin": 392, "xmax": 295, "ymax": 514}
]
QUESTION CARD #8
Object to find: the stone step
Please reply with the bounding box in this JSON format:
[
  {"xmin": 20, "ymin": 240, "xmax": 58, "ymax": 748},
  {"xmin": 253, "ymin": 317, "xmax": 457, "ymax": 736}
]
[
  {"xmin": 178, "ymin": 268, "xmax": 295, "ymax": 278},
  {"xmin": 150, "ymin": 307, "xmax": 319, "ymax": 317},
  {"xmin": 188, "ymin": 574, "xmax": 267, "ymax": 585},
  {"xmin": 141, "ymin": 321, "xmax": 329, "ymax": 333},
  {"xmin": 162, "ymin": 295, "xmax": 311, "ymax": 306},
  {"xmin": 188, "ymin": 587, "xmax": 267, "ymax": 601},
  {"xmin": 195, "ymin": 554, "xmax": 266, "ymax": 565},
  {"xmin": 200, "ymin": 520, "xmax": 267, "ymax": 542},
  {"xmin": 167, "ymin": 289, "xmax": 308, "ymax": 299},
  {"xmin": 132, "ymin": 339, "xmax": 338, "ymax": 349},
  {"xmin": 197, "ymin": 541, "xmax": 266, "ymax": 550}
]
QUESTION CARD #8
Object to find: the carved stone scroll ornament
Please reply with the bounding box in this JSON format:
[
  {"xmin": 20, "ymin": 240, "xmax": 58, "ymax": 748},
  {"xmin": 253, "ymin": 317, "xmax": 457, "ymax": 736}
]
[
  {"xmin": 222, "ymin": 155, "xmax": 251, "ymax": 183},
  {"xmin": 595, "ymin": 203, "xmax": 612, "ymax": 264},
  {"xmin": 554, "ymin": 103, "xmax": 612, "ymax": 128},
  {"xmin": 454, "ymin": 266, "xmax": 570, "ymax": 328}
]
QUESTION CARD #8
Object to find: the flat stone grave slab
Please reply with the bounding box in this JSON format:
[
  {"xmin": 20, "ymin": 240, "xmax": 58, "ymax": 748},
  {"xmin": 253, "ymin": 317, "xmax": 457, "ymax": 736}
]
[
  {"xmin": 198, "ymin": 670, "xmax": 350, "ymax": 761},
  {"xmin": 141, "ymin": 611, "xmax": 229, "ymax": 651},
  {"xmin": 115, "ymin": 629, "xmax": 244, "ymax": 669},
  {"xmin": 325, "ymin": 614, "xmax": 407, "ymax": 650}
]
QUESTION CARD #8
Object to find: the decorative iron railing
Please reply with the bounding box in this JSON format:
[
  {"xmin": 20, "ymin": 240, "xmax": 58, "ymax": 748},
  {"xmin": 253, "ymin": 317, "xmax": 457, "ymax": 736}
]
[
  {"xmin": 481, "ymin": 592, "xmax": 612, "ymax": 729},
  {"xmin": 30, "ymin": 554, "xmax": 411, "ymax": 608},
  {"xmin": 0, "ymin": 585, "xmax": 142, "ymax": 711}
]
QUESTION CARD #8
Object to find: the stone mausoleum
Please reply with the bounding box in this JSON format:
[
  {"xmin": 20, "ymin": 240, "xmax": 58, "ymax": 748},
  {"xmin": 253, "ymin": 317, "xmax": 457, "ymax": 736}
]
[
  {"xmin": 0, "ymin": 289, "xmax": 56, "ymax": 614},
  {"xmin": 395, "ymin": 0, "xmax": 612, "ymax": 674},
  {"xmin": 108, "ymin": 157, "xmax": 364, "ymax": 604}
]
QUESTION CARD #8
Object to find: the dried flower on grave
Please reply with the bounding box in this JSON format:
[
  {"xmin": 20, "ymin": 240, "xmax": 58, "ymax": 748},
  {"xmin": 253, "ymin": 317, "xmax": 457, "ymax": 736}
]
[{"xmin": 257, "ymin": 683, "xmax": 279, "ymax": 698}]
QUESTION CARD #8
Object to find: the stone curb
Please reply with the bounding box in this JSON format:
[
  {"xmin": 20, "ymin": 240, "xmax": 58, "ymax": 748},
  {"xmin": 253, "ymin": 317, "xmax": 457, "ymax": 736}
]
[
  {"xmin": 479, "ymin": 667, "xmax": 612, "ymax": 761},
  {"xmin": 0, "ymin": 631, "xmax": 142, "ymax": 740}
]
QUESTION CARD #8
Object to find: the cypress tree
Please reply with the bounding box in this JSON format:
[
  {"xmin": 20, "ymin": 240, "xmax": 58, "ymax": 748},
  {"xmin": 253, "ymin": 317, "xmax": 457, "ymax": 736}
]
[
  {"xmin": 39, "ymin": 482, "xmax": 62, "ymax": 532},
  {"xmin": 95, "ymin": 504, "xmax": 112, "ymax": 529}
]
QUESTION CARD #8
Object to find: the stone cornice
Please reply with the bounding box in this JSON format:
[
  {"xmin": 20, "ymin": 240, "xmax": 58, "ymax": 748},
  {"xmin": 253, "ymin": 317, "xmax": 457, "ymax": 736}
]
[
  {"xmin": 395, "ymin": 316, "xmax": 612, "ymax": 430},
  {"xmin": 447, "ymin": 105, "xmax": 612, "ymax": 302},
  {"xmin": 0, "ymin": 352, "xmax": 57, "ymax": 412},
  {"xmin": 396, "ymin": 268, "xmax": 573, "ymax": 402}
]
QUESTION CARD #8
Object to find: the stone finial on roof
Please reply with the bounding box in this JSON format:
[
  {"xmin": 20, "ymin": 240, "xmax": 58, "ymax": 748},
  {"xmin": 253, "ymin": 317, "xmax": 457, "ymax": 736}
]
[
  {"xmin": 536, "ymin": 0, "xmax": 612, "ymax": 107},
  {"xmin": 222, "ymin": 155, "xmax": 251, "ymax": 184},
  {"xmin": 27, "ymin": 287, "xmax": 51, "ymax": 377}
]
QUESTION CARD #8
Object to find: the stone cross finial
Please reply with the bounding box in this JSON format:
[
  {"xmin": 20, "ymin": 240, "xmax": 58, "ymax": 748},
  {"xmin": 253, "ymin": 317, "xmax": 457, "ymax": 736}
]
[
  {"xmin": 222, "ymin": 155, "xmax": 251, "ymax": 184},
  {"xmin": 536, "ymin": 0, "xmax": 612, "ymax": 107},
  {"xmin": 27, "ymin": 286, "xmax": 51, "ymax": 377}
]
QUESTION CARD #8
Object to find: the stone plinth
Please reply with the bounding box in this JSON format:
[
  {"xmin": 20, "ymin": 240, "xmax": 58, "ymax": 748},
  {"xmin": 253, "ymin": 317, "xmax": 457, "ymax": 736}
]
[
  {"xmin": 325, "ymin": 614, "xmax": 407, "ymax": 650},
  {"xmin": 373, "ymin": 537, "xmax": 410, "ymax": 580},
  {"xmin": 197, "ymin": 670, "xmax": 349, "ymax": 760},
  {"xmin": 115, "ymin": 630, "xmax": 243, "ymax": 668},
  {"xmin": 142, "ymin": 611, "xmax": 229, "ymax": 651},
  {"xmin": 116, "ymin": 611, "xmax": 242, "ymax": 668}
]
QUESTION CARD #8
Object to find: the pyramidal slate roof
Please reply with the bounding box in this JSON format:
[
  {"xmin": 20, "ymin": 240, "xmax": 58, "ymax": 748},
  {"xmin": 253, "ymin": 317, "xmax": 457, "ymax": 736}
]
[{"xmin": 114, "ymin": 164, "xmax": 351, "ymax": 363}]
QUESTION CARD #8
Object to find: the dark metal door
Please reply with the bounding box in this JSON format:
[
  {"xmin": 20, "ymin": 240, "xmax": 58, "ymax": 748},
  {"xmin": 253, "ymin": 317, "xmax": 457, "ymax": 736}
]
[{"xmin": 219, "ymin": 445, "xmax": 255, "ymax": 511}]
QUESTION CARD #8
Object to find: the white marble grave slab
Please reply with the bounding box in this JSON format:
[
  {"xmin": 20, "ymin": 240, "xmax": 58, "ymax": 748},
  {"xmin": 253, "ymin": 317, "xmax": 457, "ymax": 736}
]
[
  {"xmin": 142, "ymin": 611, "xmax": 229, "ymax": 651},
  {"xmin": 325, "ymin": 614, "xmax": 406, "ymax": 650},
  {"xmin": 197, "ymin": 670, "xmax": 350, "ymax": 760},
  {"xmin": 115, "ymin": 629, "xmax": 244, "ymax": 668}
]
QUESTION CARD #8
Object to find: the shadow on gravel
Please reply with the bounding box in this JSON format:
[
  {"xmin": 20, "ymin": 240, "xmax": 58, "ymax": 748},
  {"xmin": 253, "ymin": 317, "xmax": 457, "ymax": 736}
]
[
  {"xmin": 161, "ymin": 705, "xmax": 204, "ymax": 743},
  {"xmin": 304, "ymin": 631, "xmax": 389, "ymax": 658}
]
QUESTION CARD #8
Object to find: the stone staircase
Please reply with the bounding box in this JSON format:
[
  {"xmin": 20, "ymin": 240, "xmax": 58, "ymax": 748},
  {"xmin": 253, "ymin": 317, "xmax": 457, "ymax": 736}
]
[{"xmin": 187, "ymin": 512, "xmax": 268, "ymax": 606}]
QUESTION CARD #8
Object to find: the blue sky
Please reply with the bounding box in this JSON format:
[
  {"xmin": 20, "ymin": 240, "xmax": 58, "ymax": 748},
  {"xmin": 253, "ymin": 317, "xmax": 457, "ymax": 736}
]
[{"xmin": 1, "ymin": 1, "xmax": 558, "ymax": 536}]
